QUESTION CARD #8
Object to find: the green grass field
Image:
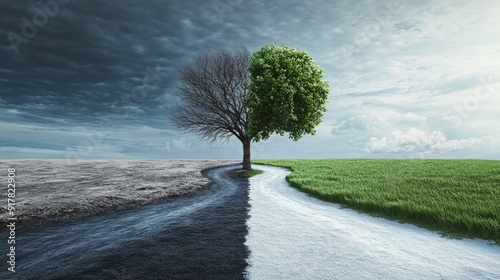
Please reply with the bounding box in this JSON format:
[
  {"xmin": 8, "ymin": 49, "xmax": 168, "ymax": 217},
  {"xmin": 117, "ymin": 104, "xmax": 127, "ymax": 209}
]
[{"xmin": 253, "ymin": 159, "xmax": 500, "ymax": 244}]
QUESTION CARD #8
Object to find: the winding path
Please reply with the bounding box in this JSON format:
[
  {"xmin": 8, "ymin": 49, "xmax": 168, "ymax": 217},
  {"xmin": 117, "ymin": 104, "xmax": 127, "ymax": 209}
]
[{"xmin": 245, "ymin": 164, "xmax": 500, "ymax": 279}]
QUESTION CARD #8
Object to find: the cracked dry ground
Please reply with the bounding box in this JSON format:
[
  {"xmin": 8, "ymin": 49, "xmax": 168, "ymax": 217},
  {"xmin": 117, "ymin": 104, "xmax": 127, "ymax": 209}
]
[{"xmin": 0, "ymin": 160, "xmax": 238, "ymax": 228}]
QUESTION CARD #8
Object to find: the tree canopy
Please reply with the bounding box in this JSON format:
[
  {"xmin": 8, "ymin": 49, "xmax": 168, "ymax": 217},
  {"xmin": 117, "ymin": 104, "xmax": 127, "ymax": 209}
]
[
  {"xmin": 170, "ymin": 48, "xmax": 253, "ymax": 170},
  {"xmin": 247, "ymin": 44, "xmax": 329, "ymax": 141},
  {"xmin": 171, "ymin": 48, "xmax": 250, "ymax": 144}
]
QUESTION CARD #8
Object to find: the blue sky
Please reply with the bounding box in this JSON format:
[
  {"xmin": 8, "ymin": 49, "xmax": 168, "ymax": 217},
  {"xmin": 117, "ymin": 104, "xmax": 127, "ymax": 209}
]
[{"xmin": 1, "ymin": 0, "xmax": 499, "ymax": 160}]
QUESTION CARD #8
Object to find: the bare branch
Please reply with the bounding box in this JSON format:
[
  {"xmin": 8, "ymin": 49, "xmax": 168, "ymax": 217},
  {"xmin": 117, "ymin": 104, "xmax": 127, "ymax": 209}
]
[{"xmin": 170, "ymin": 47, "xmax": 251, "ymax": 144}]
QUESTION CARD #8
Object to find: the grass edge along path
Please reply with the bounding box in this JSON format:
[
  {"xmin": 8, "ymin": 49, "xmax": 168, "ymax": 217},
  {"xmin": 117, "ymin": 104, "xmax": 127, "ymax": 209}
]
[
  {"xmin": 247, "ymin": 169, "xmax": 264, "ymax": 177},
  {"xmin": 253, "ymin": 159, "xmax": 500, "ymax": 245}
]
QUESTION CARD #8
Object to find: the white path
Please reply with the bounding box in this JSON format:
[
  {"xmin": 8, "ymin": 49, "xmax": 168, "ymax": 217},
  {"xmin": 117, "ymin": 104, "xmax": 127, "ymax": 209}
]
[{"xmin": 245, "ymin": 165, "xmax": 500, "ymax": 280}]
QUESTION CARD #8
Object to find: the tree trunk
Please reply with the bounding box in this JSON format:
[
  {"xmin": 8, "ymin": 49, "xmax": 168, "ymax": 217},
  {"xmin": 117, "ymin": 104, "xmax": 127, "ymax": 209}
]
[{"xmin": 242, "ymin": 137, "xmax": 252, "ymax": 170}]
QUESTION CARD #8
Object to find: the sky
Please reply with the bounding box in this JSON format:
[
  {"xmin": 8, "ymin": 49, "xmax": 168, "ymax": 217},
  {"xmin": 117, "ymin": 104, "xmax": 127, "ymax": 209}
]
[{"xmin": 1, "ymin": 0, "xmax": 499, "ymax": 160}]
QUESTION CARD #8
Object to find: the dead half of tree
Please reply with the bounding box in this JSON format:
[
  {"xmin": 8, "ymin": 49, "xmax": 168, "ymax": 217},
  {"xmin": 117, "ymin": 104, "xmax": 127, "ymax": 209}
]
[{"xmin": 170, "ymin": 48, "xmax": 253, "ymax": 170}]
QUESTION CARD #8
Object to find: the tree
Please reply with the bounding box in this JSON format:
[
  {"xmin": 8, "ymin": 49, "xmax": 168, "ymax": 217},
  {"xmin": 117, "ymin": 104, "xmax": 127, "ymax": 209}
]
[
  {"xmin": 171, "ymin": 45, "xmax": 329, "ymax": 171},
  {"xmin": 170, "ymin": 48, "xmax": 254, "ymax": 170},
  {"xmin": 247, "ymin": 44, "xmax": 329, "ymax": 142}
]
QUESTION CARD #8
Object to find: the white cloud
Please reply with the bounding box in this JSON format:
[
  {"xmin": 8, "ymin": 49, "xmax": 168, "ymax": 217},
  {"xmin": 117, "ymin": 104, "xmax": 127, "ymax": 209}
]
[
  {"xmin": 433, "ymin": 135, "xmax": 500, "ymax": 151},
  {"xmin": 366, "ymin": 128, "xmax": 500, "ymax": 153},
  {"xmin": 167, "ymin": 138, "xmax": 192, "ymax": 151},
  {"xmin": 332, "ymin": 109, "xmax": 427, "ymax": 134},
  {"xmin": 377, "ymin": 110, "xmax": 427, "ymax": 126}
]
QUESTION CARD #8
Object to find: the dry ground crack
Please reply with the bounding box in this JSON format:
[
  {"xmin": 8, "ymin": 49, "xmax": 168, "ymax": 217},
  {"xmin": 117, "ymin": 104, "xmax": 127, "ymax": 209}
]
[{"xmin": 0, "ymin": 160, "xmax": 239, "ymax": 229}]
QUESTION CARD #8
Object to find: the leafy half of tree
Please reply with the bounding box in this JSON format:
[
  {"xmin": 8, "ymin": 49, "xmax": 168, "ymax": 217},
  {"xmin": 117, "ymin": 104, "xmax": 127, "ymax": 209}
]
[{"xmin": 247, "ymin": 44, "xmax": 329, "ymax": 142}]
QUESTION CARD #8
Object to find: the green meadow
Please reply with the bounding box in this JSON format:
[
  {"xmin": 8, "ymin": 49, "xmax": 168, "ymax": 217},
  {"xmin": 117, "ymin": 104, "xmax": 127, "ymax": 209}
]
[{"xmin": 253, "ymin": 159, "xmax": 500, "ymax": 244}]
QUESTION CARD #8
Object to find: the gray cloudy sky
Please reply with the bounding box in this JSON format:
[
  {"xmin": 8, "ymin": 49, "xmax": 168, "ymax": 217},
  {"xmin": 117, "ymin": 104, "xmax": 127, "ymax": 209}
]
[{"xmin": 1, "ymin": 0, "xmax": 499, "ymax": 160}]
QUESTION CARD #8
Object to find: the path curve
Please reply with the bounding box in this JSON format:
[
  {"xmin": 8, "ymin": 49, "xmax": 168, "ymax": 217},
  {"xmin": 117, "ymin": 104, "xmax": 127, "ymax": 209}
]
[{"xmin": 245, "ymin": 164, "xmax": 500, "ymax": 279}]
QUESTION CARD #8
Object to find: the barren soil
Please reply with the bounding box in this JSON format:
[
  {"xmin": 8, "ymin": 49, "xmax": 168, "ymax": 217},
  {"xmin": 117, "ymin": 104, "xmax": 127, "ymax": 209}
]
[{"xmin": 0, "ymin": 160, "xmax": 238, "ymax": 228}]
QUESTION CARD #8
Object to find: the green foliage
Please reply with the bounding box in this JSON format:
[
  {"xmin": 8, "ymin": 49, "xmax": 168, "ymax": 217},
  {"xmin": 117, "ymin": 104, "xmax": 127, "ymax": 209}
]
[
  {"xmin": 254, "ymin": 159, "xmax": 500, "ymax": 244},
  {"xmin": 247, "ymin": 44, "xmax": 329, "ymax": 141},
  {"xmin": 247, "ymin": 169, "xmax": 264, "ymax": 177}
]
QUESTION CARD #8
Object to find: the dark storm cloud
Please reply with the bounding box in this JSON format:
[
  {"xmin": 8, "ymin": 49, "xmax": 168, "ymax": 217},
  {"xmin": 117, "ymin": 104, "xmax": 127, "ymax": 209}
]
[{"xmin": 0, "ymin": 0, "xmax": 259, "ymax": 129}]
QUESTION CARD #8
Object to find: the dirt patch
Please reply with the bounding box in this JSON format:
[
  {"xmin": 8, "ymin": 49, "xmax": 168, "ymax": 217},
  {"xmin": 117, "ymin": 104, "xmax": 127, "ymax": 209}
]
[{"xmin": 0, "ymin": 160, "xmax": 239, "ymax": 229}]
